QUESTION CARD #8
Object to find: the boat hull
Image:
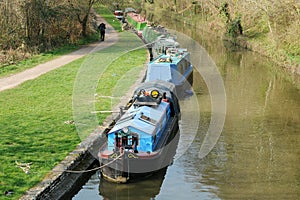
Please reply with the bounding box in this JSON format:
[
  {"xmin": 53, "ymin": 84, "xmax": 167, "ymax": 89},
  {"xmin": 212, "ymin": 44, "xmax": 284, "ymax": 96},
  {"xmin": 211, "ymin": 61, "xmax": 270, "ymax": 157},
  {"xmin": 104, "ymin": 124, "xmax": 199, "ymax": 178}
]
[{"xmin": 175, "ymin": 68, "xmax": 193, "ymax": 96}]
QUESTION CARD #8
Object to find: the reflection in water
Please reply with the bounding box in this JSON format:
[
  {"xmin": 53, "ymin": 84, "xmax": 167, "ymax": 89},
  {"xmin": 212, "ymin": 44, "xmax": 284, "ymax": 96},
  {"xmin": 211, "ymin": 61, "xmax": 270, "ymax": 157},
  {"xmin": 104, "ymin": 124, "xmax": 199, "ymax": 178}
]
[
  {"xmin": 216, "ymin": 51, "xmax": 300, "ymax": 199},
  {"xmin": 99, "ymin": 168, "xmax": 167, "ymax": 200},
  {"xmin": 73, "ymin": 15, "xmax": 300, "ymax": 200}
]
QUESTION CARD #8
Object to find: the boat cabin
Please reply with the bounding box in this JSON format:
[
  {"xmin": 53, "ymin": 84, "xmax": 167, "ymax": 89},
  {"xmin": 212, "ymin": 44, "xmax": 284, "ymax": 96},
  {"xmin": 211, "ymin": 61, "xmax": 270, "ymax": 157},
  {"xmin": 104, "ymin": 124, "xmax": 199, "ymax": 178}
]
[
  {"xmin": 146, "ymin": 48, "xmax": 193, "ymax": 87},
  {"xmin": 155, "ymin": 37, "xmax": 180, "ymax": 54},
  {"xmin": 106, "ymin": 81, "xmax": 180, "ymax": 154}
]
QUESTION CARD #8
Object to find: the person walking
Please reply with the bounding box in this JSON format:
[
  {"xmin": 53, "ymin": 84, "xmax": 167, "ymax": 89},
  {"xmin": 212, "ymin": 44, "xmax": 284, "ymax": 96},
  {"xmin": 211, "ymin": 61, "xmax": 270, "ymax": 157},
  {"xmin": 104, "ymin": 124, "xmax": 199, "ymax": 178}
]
[{"xmin": 98, "ymin": 22, "xmax": 106, "ymax": 41}]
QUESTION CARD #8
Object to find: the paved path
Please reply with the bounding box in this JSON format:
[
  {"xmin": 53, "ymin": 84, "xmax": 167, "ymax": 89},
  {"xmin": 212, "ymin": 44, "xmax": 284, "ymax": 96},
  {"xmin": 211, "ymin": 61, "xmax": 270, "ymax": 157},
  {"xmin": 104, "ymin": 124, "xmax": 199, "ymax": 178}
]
[{"xmin": 0, "ymin": 15, "xmax": 118, "ymax": 92}]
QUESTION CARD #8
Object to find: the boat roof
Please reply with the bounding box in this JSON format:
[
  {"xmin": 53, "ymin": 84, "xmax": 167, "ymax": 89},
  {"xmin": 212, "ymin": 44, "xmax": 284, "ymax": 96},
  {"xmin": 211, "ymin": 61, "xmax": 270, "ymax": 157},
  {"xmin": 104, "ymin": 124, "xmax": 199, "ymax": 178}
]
[
  {"xmin": 108, "ymin": 81, "xmax": 176, "ymax": 136},
  {"xmin": 127, "ymin": 12, "xmax": 147, "ymax": 23},
  {"xmin": 125, "ymin": 7, "xmax": 136, "ymax": 13},
  {"xmin": 146, "ymin": 64, "xmax": 172, "ymax": 82},
  {"xmin": 150, "ymin": 48, "xmax": 189, "ymax": 65},
  {"xmin": 155, "ymin": 37, "xmax": 180, "ymax": 49},
  {"xmin": 109, "ymin": 101, "xmax": 168, "ymax": 135}
]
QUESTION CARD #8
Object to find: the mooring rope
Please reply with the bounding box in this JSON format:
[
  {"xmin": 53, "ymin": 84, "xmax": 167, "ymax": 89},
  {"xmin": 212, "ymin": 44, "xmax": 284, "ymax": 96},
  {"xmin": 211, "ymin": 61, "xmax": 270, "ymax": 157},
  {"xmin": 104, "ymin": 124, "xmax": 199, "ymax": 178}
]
[{"xmin": 53, "ymin": 153, "xmax": 124, "ymax": 174}]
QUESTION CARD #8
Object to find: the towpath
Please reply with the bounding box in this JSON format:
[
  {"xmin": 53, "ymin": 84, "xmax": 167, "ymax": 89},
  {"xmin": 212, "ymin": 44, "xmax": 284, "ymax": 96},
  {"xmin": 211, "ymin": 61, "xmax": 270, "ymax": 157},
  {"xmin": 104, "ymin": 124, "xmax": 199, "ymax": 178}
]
[{"xmin": 0, "ymin": 14, "xmax": 118, "ymax": 92}]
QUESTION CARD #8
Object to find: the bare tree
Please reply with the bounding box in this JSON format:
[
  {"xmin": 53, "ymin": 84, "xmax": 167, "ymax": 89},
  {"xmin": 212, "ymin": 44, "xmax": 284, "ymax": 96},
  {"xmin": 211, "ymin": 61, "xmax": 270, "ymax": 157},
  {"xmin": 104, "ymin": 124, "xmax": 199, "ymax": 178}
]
[
  {"xmin": 69, "ymin": 0, "xmax": 99, "ymax": 37},
  {"xmin": 0, "ymin": 0, "xmax": 102, "ymax": 65}
]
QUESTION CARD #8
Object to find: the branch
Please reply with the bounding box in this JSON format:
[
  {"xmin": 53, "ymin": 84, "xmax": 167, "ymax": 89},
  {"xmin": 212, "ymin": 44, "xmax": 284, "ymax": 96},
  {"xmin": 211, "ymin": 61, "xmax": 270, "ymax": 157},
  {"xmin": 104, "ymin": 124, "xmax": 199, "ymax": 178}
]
[{"xmin": 15, "ymin": 161, "xmax": 32, "ymax": 174}]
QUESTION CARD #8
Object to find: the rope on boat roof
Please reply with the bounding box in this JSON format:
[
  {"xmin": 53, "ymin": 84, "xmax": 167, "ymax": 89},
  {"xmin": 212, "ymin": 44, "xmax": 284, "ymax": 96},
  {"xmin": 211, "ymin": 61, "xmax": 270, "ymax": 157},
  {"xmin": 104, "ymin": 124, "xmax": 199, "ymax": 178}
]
[{"xmin": 53, "ymin": 153, "xmax": 124, "ymax": 173}]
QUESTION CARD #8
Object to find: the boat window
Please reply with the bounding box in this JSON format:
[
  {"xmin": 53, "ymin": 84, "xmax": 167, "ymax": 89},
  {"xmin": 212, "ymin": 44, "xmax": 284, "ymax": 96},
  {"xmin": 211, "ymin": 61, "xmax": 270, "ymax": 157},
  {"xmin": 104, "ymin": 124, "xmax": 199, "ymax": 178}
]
[
  {"xmin": 115, "ymin": 131, "xmax": 139, "ymax": 152},
  {"xmin": 177, "ymin": 58, "xmax": 189, "ymax": 75},
  {"xmin": 178, "ymin": 62, "xmax": 184, "ymax": 75},
  {"xmin": 183, "ymin": 59, "xmax": 189, "ymax": 72}
]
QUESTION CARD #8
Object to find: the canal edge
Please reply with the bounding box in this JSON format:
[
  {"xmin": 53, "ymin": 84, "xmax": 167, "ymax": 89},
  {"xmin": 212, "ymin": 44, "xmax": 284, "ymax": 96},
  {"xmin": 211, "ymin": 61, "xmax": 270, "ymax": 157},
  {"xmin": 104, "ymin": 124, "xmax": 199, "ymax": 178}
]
[{"xmin": 19, "ymin": 51, "xmax": 149, "ymax": 200}]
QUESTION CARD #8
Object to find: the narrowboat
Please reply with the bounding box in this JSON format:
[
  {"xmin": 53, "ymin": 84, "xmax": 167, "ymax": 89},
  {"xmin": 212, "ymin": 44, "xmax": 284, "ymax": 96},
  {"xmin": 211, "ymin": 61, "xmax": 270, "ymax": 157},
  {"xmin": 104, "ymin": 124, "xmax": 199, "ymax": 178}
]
[
  {"xmin": 152, "ymin": 35, "xmax": 180, "ymax": 58},
  {"xmin": 126, "ymin": 11, "xmax": 148, "ymax": 36},
  {"xmin": 98, "ymin": 81, "xmax": 180, "ymax": 183},
  {"xmin": 114, "ymin": 10, "xmax": 123, "ymax": 20},
  {"xmin": 142, "ymin": 25, "xmax": 170, "ymax": 45},
  {"xmin": 145, "ymin": 47, "xmax": 193, "ymax": 93}
]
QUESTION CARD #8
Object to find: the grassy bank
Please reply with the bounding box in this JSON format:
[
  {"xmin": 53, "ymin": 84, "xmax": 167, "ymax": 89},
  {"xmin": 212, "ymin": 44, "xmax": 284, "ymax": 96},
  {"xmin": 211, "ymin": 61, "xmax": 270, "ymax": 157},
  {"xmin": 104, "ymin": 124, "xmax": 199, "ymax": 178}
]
[{"xmin": 0, "ymin": 30, "xmax": 147, "ymax": 199}]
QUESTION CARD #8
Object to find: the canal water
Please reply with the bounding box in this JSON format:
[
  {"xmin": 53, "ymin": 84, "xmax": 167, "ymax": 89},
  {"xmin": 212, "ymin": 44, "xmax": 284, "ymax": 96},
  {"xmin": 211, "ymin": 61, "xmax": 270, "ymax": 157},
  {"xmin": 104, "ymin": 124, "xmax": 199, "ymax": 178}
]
[{"xmin": 73, "ymin": 19, "xmax": 300, "ymax": 199}]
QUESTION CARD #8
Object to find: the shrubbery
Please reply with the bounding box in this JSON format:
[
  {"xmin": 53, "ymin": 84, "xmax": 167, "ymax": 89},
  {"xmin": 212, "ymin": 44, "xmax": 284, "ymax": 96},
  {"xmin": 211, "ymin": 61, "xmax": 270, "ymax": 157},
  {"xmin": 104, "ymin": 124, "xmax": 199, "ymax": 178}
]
[
  {"xmin": 141, "ymin": 0, "xmax": 300, "ymax": 69},
  {"xmin": 0, "ymin": 0, "xmax": 98, "ymax": 66}
]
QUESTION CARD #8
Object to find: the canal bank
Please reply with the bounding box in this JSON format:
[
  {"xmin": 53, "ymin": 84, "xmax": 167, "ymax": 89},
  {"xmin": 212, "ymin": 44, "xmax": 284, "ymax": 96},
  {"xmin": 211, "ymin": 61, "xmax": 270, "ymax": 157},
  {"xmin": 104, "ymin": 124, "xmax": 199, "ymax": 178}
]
[
  {"xmin": 16, "ymin": 17, "xmax": 113, "ymax": 199},
  {"xmin": 19, "ymin": 131, "xmax": 102, "ymax": 200},
  {"xmin": 140, "ymin": 1, "xmax": 300, "ymax": 76},
  {"xmin": 2, "ymin": 12, "xmax": 146, "ymax": 199},
  {"xmin": 19, "ymin": 42, "xmax": 149, "ymax": 200}
]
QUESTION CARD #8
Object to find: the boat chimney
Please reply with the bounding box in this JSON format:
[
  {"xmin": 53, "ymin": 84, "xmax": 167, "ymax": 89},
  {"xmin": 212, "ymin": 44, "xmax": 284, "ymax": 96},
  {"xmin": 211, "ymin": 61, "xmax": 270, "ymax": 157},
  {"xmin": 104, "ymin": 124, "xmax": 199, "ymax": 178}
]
[{"xmin": 119, "ymin": 106, "xmax": 124, "ymax": 115}]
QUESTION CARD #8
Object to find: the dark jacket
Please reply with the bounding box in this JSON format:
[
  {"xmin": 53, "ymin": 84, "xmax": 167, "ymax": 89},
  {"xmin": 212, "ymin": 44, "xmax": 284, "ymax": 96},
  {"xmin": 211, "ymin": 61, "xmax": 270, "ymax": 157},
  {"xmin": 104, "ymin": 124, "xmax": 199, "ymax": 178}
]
[{"xmin": 98, "ymin": 23, "xmax": 106, "ymax": 32}]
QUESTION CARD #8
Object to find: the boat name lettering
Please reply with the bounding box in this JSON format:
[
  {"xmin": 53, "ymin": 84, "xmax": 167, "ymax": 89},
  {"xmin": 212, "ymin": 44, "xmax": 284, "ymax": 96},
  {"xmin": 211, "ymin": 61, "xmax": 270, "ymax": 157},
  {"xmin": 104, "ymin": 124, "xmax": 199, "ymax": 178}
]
[
  {"xmin": 110, "ymin": 153, "xmax": 118, "ymax": 158},
  {"xmin": 127, "ymin": 154, "xmax": 138, "ymax": 159}
]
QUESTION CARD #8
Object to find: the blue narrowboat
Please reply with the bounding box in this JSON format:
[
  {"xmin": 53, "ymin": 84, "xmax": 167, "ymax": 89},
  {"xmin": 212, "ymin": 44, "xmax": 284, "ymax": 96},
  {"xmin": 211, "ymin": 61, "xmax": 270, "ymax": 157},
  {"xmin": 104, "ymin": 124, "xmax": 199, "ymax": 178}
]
[
  {"xmin": 98, "ymin": 81, "xmax": 180, "ymax": 183},
  {"xmin": 145, "ymin": 47, "xmax": 193, "ymax": 93}
]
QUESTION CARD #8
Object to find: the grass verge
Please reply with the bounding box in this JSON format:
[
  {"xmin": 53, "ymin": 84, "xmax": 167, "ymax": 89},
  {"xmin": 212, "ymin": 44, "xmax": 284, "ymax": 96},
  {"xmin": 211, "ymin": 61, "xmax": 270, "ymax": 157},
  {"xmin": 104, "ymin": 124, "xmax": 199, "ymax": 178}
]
[{"xmin": 0, "ymin": 31, "xmax": 147, "ymax": 199}]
